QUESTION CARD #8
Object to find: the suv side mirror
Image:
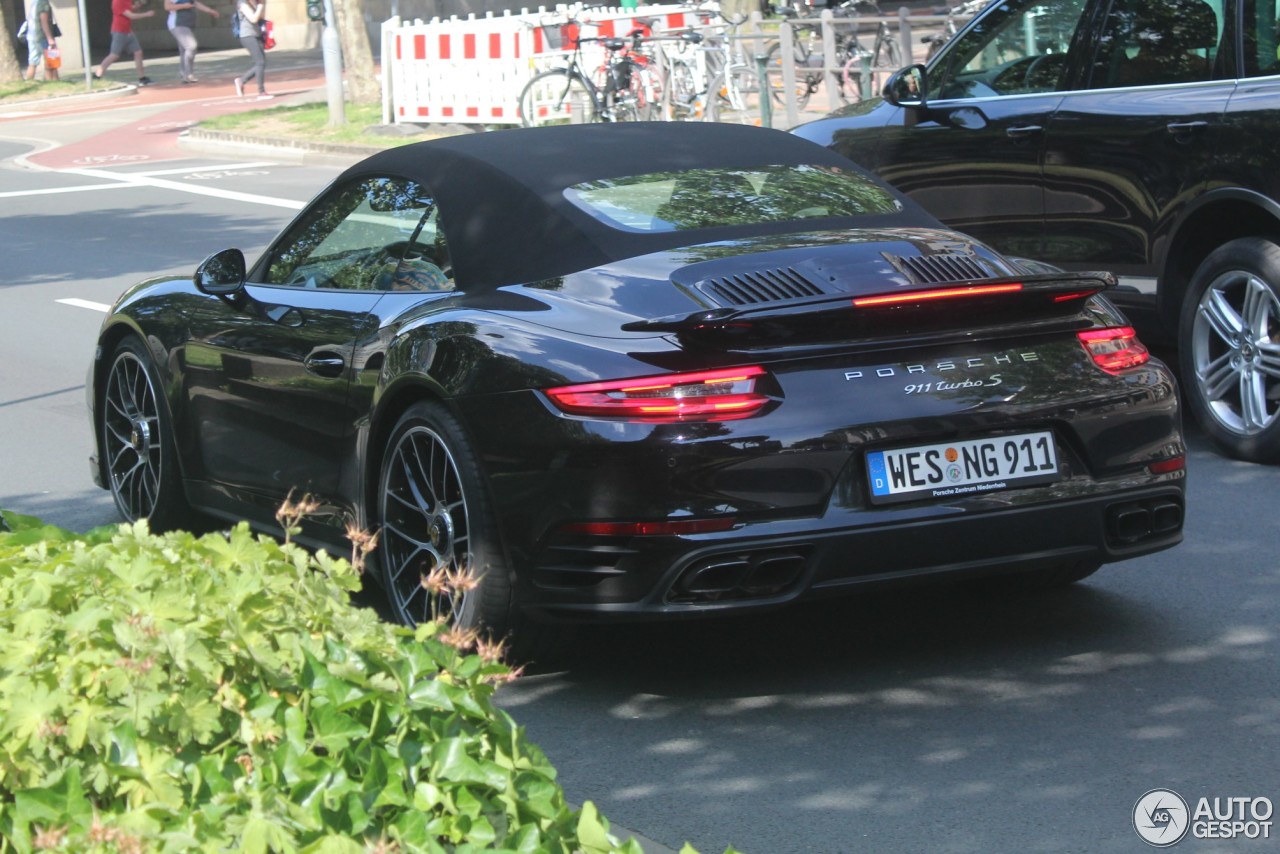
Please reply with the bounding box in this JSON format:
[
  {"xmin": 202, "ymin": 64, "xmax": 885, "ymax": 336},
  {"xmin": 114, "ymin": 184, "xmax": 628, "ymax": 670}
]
[
  {"xmin": 883, "ymin": 64, "xmax": 926, "ymax": 109},
  {"xmin": 194, "ymin": 248, "xmax": 247, "ymax": 296}
]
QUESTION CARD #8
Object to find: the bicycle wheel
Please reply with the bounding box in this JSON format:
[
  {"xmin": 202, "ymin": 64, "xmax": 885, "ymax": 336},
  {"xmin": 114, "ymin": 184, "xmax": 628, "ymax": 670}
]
[
  {"xmin": 706, "ymin": 66, "xmax": 761, "ymax": 124},
  {"xmin": 667, "ymin": 58, "xmax": 701, "ymax": 120},
  {"xmin": 628, "ymin": 65, "xmax": 662, "ymax": 121},
  {"xmin": 839, "ymin": 53, "xmax": 869, "ymax": 103},
  {"xmin": 873, "ymin": 31, "xmax": 903, "ymax": 95},
  {"xmin": 764, "ymin": 40, "xmax": 814, "ymax": 110},
  {"xmin": 518, "ymin": 69, "xmax": 600, "ymax": 127}
]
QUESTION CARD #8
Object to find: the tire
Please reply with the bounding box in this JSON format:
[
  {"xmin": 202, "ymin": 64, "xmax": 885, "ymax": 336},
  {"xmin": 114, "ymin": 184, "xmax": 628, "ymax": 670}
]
[
  {"xmin": 99, "ymin": 336, "xmax": 190, "ymax": 529},
  {"xmin": 706, "ymin": 66, "xmax": 761, "ymax": 124},
  {"xmin": 667, "ymin": 59, "xmax": 700, "ymax": 120},
  {"xmin": 376, "ymin": 401, "xmax": 516, "ymax": 639},
  {"xmin": 1178, "ymin": 237, "xmax": 1280, "ymax": 462},
  {"xmin": 518, "ymin": 69, "xmax": 599, "ymax": 127},
  {"xmin": 870, "ymin": 33, "xmax": 902, "ymax": 97},
  {"xmin": 765, "ymin": 41, "xmax": 813, "ymax": 109},
  {"xmin": 962, "ymin": 560, "xmax": 1102, "ymax": 594},
  {"xmin": 839, "ymin": 54, "xmax": 868, "ymax": 103}
]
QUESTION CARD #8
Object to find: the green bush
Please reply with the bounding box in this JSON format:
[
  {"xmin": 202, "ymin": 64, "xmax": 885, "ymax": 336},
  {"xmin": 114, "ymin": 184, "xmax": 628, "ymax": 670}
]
[{"xmin": 0, "ymin": 511, "xmax": 646, "ymax": 854}]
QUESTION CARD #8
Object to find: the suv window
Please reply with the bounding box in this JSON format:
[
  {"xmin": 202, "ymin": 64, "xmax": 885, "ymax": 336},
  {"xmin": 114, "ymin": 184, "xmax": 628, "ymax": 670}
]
[
  {"xmin": 1089, "ymin": 0, "xmax": 1225, "ymax": 89},
  {"xmin": 1243, "ymin": 0, "xmax": 1280, "ymax": 77},
  {"xmin": 929, "ymin": 0, "xmax": 1090, "ymax": 99}
]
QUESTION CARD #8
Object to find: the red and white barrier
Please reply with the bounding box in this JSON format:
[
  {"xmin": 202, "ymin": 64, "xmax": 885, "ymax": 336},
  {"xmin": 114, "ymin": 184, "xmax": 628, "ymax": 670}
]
[{"xmin": 382, "ymin": 4, "xmax": 713, "ymax": 125}]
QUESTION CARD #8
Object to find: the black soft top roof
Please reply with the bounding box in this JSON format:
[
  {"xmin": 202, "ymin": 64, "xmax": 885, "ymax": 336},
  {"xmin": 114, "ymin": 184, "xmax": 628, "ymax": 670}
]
[{"xmin": 339, "ymin": 122, "xmax": 929, "ymax": 290}]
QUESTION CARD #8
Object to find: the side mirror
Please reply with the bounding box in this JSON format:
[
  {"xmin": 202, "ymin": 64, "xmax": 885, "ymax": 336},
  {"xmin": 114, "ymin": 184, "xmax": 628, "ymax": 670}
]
[
  {"xmin": 883, "ymin": 64, "xmax": 926, "ymax": 109},
  {"xmin": 194, "ymin": 248, "xmax": 246, "ymax": 296}
]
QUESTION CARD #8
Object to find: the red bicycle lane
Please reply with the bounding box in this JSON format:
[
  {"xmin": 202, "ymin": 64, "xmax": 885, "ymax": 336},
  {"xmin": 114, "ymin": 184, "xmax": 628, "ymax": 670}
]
[{"xmin": 24, "ymin": 65, "xmax": 326, "ymax": 171}]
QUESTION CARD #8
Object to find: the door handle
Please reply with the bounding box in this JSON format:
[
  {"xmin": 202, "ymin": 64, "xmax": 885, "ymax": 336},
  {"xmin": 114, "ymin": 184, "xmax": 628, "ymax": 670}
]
[
  {"xmin": 1005, "ymin": 124, "xmax": 1044, "ymax": 139},
  {"xmin": 304, "ymin": 353, "xmax": 346, "ymax": 378},
  {"xmin": 1166, "ymin": 120, "xmax": 1209, "ymax": 135}
]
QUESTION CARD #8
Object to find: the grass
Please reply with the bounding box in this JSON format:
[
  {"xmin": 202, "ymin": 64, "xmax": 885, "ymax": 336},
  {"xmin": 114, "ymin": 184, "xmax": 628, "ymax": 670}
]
[{"xmin": 198, "ymin": 101, "xmax": 452, "ymax": 147}]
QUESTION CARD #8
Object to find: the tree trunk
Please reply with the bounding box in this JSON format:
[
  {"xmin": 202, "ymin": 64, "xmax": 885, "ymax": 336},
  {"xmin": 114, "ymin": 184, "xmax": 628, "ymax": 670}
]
[
  {"xmin": 0, "ymin": 0, "xmax": 24, "ymax": 83},
  {"xmin": 333, "ymin": 0, "xmax": 379, "ymax": 105}
]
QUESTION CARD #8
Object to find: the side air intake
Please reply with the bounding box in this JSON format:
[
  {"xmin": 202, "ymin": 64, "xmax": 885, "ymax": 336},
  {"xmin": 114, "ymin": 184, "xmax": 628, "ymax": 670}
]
[
  {"xmin": 699, "ymin": 268, "xmax": 829, "ymax": 306},
  {"xmin": 887, "ymin": 252, "xmax": 993, "ymax": 284}
]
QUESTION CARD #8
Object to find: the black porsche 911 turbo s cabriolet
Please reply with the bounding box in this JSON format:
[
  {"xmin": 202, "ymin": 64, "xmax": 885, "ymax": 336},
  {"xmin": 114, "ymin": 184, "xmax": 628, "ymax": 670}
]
[{"xmin": 88, "ymin": 122, "xmax": 1186, "ymax": 644}]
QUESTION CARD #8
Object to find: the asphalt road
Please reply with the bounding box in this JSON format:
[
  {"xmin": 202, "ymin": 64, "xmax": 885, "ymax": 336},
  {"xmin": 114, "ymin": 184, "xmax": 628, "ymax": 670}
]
[{"xmin": 1, "ymin": 92, "xmax": 1277, "ymax": 854}]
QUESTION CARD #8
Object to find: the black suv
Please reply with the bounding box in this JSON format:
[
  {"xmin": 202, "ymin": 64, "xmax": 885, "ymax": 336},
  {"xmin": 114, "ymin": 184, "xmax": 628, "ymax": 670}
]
[{"xmin": 795, "ymin": 0, "xmax": 1280, "ymax": 462}]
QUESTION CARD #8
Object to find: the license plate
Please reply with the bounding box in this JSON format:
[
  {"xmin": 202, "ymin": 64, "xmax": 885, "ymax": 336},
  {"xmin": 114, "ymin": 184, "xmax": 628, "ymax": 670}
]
[{"xmin": 866, "ymin": 431, "xmax": 1059, "ymax": 505}]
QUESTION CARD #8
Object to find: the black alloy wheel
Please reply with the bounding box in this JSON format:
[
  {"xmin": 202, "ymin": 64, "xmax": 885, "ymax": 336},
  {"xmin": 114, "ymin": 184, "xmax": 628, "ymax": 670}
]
[
  {"xmin": 100, "ymin": 337, "xmax": 188, "ymax": 527},
  {"xmin": 1180, "ymin": 237, "xmax": 1280, "ymax": 463},
  {"xmin": 377, "ymin": 402, "xmax": 513, "ymax": 635}
]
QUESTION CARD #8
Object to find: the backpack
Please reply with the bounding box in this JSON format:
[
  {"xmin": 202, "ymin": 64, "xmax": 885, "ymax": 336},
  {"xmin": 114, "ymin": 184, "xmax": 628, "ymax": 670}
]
[{"xmin": 230, "ymin": 11, "xmax": 241, "ymax": 38}]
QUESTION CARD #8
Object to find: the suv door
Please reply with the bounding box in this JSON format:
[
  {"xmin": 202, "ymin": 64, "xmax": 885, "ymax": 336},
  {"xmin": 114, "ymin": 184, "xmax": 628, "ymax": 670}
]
[
  {"xmin": 826, "ymin": 0, "xmax": 1094, "ymax": 259},
  {"xmin": 1040, "ymin": 0, "xmax": 1232, "ymax": 311}
]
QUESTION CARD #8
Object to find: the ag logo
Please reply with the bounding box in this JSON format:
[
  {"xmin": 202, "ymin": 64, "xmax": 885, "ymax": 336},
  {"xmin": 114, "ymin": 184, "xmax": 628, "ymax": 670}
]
[{"xmin": 1134, "ymin": 789, "xmax": 1190, "ymax": 847}]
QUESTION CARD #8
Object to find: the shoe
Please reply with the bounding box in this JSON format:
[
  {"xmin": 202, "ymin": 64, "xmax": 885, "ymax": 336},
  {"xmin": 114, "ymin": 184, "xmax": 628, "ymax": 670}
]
[
  {"xmin": 138, "ymin": 76, "xmax": 152, "ymax": 86},
  {"xmin": 92, "ymin": 68, "xmax": 102, "ymax": 80},
  {"xmin": 256, "ymin": 93, "xmax": 274, "ymax": 100},
  {"xmin": 186, "ymin": 76, "xmax": 198, "ymax": 83},
  {"xmin": 233, "ymin": 78, "xmax": 243, "ymax": 97},
  {"xmin": 180, "ymin": 78, "xmax": 191, "ymax": 84}
]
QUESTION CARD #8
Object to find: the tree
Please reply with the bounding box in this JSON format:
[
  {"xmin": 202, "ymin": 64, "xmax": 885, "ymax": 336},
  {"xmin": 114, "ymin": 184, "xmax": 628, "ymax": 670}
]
[
  {"xmin": 0, "ymin": 0, "xmax": 23, "ymax": 83},
  {"xmin": 333, "ymin": 0, "xmax": 379, "ymax": 105}
]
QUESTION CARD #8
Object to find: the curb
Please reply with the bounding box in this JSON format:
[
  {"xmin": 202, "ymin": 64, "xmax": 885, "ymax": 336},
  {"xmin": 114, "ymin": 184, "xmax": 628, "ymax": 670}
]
[
  {"xmin": 0, "ymin": 83, "xmax": 137, "ymax": 113},
  {"xmin": 178, "ymin": 127, "xmax": 383, "ymax": 168}
]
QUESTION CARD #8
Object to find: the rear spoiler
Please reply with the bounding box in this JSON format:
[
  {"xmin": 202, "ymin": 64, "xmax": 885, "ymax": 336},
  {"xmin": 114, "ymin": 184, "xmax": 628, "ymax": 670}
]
[{"xmin": 622, "ymin": 272, "xmax": 1116, "ymax": 333}]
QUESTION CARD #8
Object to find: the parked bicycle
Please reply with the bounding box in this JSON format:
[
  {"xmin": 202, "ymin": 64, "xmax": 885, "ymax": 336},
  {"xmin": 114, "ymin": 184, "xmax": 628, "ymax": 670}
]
[
  {"xmin": 922, "ymin": 0, "xmax": 990, "ymax": 61},
  {"xmin": 518, "ymin": 22, "xmax": 661, "ymax": 127},
  {"xmin": 765, "ymin": 0, "xmax": 903, "ymax": 108}
]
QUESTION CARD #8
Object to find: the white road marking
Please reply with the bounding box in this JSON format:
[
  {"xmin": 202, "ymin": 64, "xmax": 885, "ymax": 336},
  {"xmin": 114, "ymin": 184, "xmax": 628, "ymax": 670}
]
[
  {"xmin": 0, "ymin": 183, "xmax": 131, "ymax": 198},
  {"xmin": 132, "ymin": 160, "xmax": 277, "ymax": 177},
  {"xmin": 56, "ymin": 298, "xmax": 112, "ymax": 312},
  {"xmin": 0, "ymin": 164, "xmax": 305, "ymax": 209},
  {"xmin": 62, "ymin": 165, "xmax": 306, "ymax": 210}
]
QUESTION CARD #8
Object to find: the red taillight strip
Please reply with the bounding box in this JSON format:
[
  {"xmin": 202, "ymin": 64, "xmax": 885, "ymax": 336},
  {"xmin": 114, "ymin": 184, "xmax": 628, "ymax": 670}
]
[
  {"xmin": 852, "ymin": 283, "xmax": 1023, "ymax": 307},
  {"xmin": 1148, "ymin": 456, "xmax": 1186, "ymax": 475},
  {"xmin": 545, "ymin": 366, "xmax": 769, "ymax": 421},
  {"xmin": 1077, "ymin": 326, "xmax": 1150, "ymax": 374},
  {"xmin": 561, "ymin": 517, "xmax": 738, "ymax": 536}
]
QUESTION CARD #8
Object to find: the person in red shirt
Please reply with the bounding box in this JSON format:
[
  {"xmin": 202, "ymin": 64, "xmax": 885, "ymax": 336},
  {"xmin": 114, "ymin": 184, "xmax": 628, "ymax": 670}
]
[{"xmin": 93, "ymin": 0, "xmax": 156, "ymax": 85}]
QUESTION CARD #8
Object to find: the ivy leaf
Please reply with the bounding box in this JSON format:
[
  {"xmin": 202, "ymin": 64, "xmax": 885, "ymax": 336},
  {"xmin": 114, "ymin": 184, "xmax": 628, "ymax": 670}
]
[{"xmin": 576, "ymin": 801, "xmax": 615, "ymax": 854}]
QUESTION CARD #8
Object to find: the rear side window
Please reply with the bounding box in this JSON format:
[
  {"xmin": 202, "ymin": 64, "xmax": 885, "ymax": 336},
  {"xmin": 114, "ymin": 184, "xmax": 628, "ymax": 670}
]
[
  {"xmin": 564, "ymin": 164, "xmax": 901, "ymax": 232},
  {"xmin": 1088, "ymin": 0, "xmax": 1225, "ymax": 89},
  {"xmin": 1243, "ymin": 0, "xmax": 1280, "ymax": 77}
]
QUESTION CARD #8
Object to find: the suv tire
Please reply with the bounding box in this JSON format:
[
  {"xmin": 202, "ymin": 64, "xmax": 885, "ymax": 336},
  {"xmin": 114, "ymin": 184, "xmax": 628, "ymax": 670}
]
[{"xmin": 1178, "ymin": 237, "xmax": 1280, "ymax": 463}]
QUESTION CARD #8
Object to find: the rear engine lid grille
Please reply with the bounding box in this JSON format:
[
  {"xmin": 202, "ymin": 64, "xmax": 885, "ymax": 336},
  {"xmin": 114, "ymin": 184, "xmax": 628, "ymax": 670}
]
[
  {"xmin": 886, "ymin": 252, "xmax": 994, "ymax": 284},
  {"xmin": 699, "ymin": 268, "xmax": 831, "ymax": 306}
]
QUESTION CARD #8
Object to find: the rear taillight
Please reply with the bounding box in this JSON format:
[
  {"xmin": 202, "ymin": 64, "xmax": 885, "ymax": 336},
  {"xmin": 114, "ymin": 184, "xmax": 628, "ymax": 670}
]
[
  {"xmin": 545, "ymin": 366, "xmax": 769, "ymax": 421},
  {"xmin": 1148, "ymin": 455, "xmax": 1186, "ymax": 475},
  {"xmin": 1077, "ymin": 326, "xmax": 1150, "ymax": 374},
  {"xmin": 852, "ymin": 283, "xmax": 1024, "ymax": 307},
  {"xmin": 560, "ymin": 517, "xmax": 738, "ymax": 536}
]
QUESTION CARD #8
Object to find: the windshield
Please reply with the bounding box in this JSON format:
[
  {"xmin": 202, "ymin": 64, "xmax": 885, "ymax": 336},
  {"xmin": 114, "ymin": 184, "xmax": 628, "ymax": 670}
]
[{"xmin": 564, "ymin": 164, "xmax": 902, "ymax": 233}]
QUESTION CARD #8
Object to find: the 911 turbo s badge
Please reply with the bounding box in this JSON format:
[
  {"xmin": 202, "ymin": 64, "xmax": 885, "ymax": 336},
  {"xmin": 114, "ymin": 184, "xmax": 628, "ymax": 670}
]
[{"xmin": 843, "ymin": 349, "xmax": 1041, "ymax": 382}]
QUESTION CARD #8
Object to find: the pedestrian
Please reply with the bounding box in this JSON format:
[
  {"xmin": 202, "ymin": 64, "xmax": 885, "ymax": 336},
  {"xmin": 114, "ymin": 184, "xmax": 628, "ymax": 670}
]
[
  {"xmin": 22, "ymin": 0, "xmax": 59, "ymax": 82},
  {"xmin": 232, "ymin": 0, "xmax": 272, "ymax": 100},
  {"xmin": 165, "ymin": 0, "xmax": 220, "ymax": 84},
  {"xmin": 93, "ymin": 0, "xmax": 157, "ymax": 86}
]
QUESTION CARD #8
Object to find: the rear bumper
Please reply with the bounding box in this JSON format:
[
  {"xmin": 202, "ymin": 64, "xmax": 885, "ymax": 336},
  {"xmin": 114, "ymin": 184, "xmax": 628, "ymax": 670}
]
[{"xmin": 518, "ymin": 482, "xmax": 1184, "ymax": 621}]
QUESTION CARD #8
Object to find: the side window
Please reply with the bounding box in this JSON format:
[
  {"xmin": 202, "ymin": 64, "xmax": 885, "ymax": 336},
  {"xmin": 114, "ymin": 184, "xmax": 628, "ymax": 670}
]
[
  {"xmin": 1243, "ymin": 0, "xmax": 1280, "ymax": 78},
  {"xmin": 264, "ymin": 177, "xmax": 454, "ymax": 292},
  {"xmin": 1089, "ymin": 0, "xmax": 1225, "ymax": 89},
  {"xmin": 930, "ymin": 0, "xmax": 1091, "ymax": 99}
]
